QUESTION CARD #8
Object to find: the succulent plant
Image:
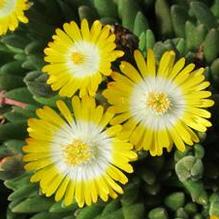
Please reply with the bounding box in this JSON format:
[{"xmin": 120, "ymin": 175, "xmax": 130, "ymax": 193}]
[{"xmin": 1, "ymin": 0, "xmax": 219, "ymax": 219}]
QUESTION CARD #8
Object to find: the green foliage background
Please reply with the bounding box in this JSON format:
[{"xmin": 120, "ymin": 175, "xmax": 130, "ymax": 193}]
[{"xmin": 1, "ymin": 0, "xmax": 219, "ymax": 218}]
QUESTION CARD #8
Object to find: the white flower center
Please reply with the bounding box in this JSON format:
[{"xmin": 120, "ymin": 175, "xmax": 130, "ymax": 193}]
[
  {"xmin": 0, "ymin": 0, "xmax": 16, "ymax": 18},
  {"xmin": 130, "ymin": 76, "xmax": 185, "ymax": 130},
  {"xmin": 51, "ymin": 121, "xmax": 112, "ymax": 181},
  {"xmin": 67, "ymin": 41, "xmax": 100, "ymax": 78}
]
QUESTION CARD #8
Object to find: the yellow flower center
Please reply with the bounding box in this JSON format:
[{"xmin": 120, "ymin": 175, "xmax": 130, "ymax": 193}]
[
  {"xmin": 64, "ymin": 139, "xmax": 91, "ymax": 166},
  {"xmin": 147, "ymin": 91, "xmax": 171, "ymax": 114},
  {"xmin": 72, "ymin": 52, "xmax": 85, "ymax": 65}
]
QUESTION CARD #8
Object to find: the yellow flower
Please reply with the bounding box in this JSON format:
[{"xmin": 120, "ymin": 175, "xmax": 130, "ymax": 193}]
[
  {"xmin": 42, "ymin": 19, "xmax": 124, "ymax": 97},
  {"xmin": 23, "ymin": 96, "xmax": 136, "ymax": 207},
  {"xmin": 103, "ymin": 49, "xmax": 214, "ymax": 156},
  {"xmin": 0, "ymin": 0, "xmax": 30, "ymax": 35}
]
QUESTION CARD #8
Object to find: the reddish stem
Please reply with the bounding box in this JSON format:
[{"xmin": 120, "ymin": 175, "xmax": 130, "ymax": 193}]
[{"xmin": 0, "ymin": 91, "xmax": 27, "ymax": 109}]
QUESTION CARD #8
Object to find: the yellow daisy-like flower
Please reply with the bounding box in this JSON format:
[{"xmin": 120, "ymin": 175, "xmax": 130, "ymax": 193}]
[
  {"xmin": 0, "ymin": 0, "xmax": 30, "ymax": 35},
  {"xmin": 103, "ymin": 49, "xmax": 214, "ymax": 156},
  {"xmin": 23, "ymin": 96, "xmax": 136, "ymax": 207},
  {"xmin": 42, "ymin": 19, "xmax": 124, "ymax": 97}
]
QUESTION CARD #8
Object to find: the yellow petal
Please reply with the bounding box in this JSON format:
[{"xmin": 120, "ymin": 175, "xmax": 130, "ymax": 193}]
[
  {"xmin": 134, "ymin": 50, "xmax": 148, "ymax": 77},
  {"xmin": 81, "ymin": 19, "xmax": 90, "ymax": 41},
  {"xmin": 64, "ymin": 180, "xmax": 76, "ymax": 206},
  {"xmin": 55, "ymin": 177, "xmax": 71, "ymax": 202},
  {"xmin": 56, "ymin": 100, "xmax": 74, "ymax": 124},
  {"xmin": 146, "ymin": 49, "xmax": 156, "ymax": 77},
  {"xmin": 120, "ymin": 61, "xmax": 142, "ymax": 82}
]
